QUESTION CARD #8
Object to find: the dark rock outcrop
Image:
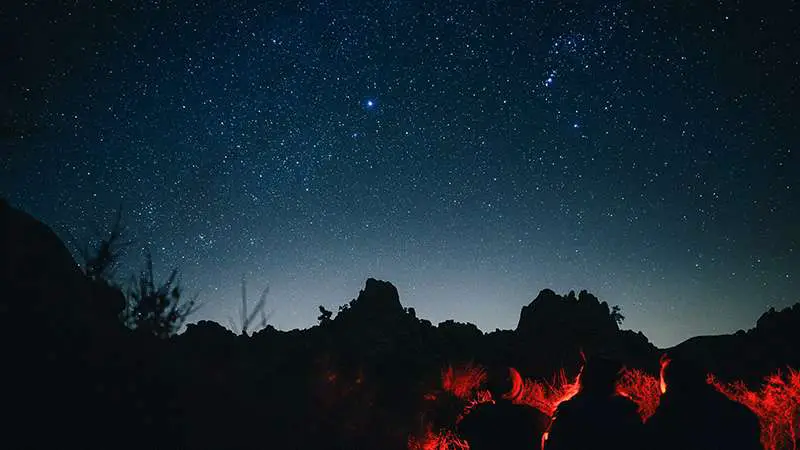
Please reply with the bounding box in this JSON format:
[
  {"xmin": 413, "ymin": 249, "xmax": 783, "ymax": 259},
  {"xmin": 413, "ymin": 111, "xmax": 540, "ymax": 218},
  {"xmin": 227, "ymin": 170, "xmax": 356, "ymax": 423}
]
[
  {"xmin": 0, "ymin": 199, "xmax": 174, "ymax": 449},
  {"xmin": 514, "ymin": 289, "xmax": 659, "ymax": 378},
  {"xmin": 668, "ymin": 303, "xmax": 800, "ymax": 386}
]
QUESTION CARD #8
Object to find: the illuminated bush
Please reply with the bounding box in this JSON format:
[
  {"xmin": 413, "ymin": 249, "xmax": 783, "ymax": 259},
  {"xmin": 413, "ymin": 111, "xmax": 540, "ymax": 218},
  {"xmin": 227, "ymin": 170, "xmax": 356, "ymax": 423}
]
[
  {"xmin": 441, "ymin": 363, "xmax": 487, "ymax": 400},
  {"xmin": 711, "ymin": 369, "xmax": 800, "ymax": 450},
  {"xmin": 512, "ymin": 368, "xmax": 581, "ymax": 417},
  {"xmin": 410, "ymin": 363, "xmax": 489, "ymax": 450},
  {"xmin": 411, "ymin": 362, "xmax": 800, "ymax": 450},
  {"xmin": 615, "ymin": 367, "xmax": 662, "ymax": 421}
]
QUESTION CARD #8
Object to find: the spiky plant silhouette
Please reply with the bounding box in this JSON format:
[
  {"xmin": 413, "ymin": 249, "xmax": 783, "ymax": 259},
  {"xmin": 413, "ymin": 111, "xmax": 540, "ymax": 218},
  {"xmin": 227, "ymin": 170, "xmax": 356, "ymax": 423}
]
[
  {"xmin": 228, "ymin": 275, "xmax": 273, "ymax": 336},
  {"xmin": 124, "ymin": 252, "xmax": 199, "ymax": 338},
  {"xmin": 76, "ymin": 206, "xmax": 198, "ymax": 337},
  {"xmin": 79, "ymin": 206, "xmax": 131, "ymax": 282}
]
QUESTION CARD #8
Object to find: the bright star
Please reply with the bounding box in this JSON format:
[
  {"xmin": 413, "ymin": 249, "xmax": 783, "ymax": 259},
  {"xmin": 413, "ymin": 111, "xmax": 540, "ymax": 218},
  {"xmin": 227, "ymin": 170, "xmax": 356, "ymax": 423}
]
[{"xmin": 544, "ymin": 71, "xmax": 556, "ymax": 87}]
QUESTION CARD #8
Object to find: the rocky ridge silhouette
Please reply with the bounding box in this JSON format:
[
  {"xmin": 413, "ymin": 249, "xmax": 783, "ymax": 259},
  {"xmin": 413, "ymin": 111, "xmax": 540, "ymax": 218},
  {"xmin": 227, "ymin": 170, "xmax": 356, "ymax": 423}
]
[{"xmin": 1, "ymin": 198, "xmax": 798, "ymax": 449}]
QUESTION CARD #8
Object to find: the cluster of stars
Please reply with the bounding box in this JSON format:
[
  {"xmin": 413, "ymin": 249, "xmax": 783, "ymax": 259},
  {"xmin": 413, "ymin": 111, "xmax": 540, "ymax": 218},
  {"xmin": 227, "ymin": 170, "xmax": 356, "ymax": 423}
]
[{"xmin": 0, "ymin": 0, "xmax": 797, "ymax": 347}]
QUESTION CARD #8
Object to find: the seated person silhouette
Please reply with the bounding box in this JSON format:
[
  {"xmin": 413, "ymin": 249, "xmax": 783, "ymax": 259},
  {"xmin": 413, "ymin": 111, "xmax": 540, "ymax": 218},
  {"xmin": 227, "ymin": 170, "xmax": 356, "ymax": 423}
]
[
  {"xmin": 458, "ymin": 366, "xmax": 549, "ymax": 450},
  {"xmin": 646, "ymin": 355, "xmax": 761, "ymax": 450},
  {"xmin": 543, "ymin": 356, "xmax": 643, "ymax": 450}
]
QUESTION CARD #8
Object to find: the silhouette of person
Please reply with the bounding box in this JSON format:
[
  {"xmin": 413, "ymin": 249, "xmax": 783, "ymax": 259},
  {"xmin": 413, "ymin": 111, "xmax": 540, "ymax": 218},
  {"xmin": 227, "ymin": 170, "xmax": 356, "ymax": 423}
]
[
  {"xmin": 646, "ymin": 356, "xmax": 761, "ymax": 450},
  {"xmin": 543, "ymin": 356, "xmax": 643, "ymax": 450},
  {"xmin": 458, "ymin": 366, "xmax": 550, "ymax": 450}
]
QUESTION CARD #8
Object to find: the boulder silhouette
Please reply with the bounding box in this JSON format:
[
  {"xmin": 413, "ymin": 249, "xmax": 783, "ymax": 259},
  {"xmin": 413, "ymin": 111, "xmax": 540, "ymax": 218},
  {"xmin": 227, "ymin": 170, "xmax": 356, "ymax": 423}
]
[
  {"xmin": 0, "ymin": 198, "xmax": 127, "ymax": 332},
  {"xmin": 0, "ymin": 199, "xmax": 163, "ymax": 449}
]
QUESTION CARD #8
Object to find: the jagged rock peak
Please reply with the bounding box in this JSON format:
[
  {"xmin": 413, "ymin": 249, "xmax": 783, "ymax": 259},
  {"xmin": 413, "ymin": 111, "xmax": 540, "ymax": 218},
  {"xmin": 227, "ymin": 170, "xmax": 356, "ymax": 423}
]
[
  {"xmin": 754, "ymin": 303, "xmax": 800, "ymax": 335},
  {"xmin": 516, "ymin": 288, "xmax": 617, "ymax": 335},
  {"xmin": 352, "ymin": 278, "xmax": 403, "ymax": 313},
  {"xmin": 534, "ymin": 288, "xmax": 560, "ymax": 303}
]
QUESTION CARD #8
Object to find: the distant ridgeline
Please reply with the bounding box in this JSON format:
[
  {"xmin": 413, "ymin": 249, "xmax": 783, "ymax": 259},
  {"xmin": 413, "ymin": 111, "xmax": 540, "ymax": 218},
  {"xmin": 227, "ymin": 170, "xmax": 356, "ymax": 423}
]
[{"xmin": 1, "ymin": 197, "xmax": 798, "ymax": 449}]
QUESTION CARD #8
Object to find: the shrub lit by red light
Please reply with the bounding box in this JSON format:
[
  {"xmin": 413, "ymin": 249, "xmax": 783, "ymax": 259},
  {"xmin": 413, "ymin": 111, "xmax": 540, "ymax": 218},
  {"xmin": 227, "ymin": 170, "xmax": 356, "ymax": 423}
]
[{"xmin": 411, "ymin": 361, "xmax": 799, "ymax": 450}]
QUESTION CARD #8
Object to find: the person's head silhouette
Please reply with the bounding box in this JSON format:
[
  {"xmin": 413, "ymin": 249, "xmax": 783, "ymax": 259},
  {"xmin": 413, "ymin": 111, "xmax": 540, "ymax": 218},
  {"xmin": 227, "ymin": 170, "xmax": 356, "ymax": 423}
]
[
  {"xmin": 579, "ymin": 356, "xmax": 623, "ymax": 395},
  {"xmin": 660, "ymin": 356, "xmax": 708, "ymax": 395},
  {"xmin": 484, "ymin": 366, "xmax": 523, "ymax": 401}
]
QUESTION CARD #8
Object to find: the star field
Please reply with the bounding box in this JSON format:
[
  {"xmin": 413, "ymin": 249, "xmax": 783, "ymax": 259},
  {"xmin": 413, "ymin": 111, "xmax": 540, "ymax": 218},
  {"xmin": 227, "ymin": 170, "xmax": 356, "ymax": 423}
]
[{"xmin": 2, "ymin": 0, "xmax": 798, "ymax": 346}]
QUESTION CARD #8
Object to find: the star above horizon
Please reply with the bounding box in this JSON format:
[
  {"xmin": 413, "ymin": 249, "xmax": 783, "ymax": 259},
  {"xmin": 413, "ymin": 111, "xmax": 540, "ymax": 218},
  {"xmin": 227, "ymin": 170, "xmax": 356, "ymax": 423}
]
[{"xmin": 1, "ymin": 0, "xmax": 797, "ymax": 348}]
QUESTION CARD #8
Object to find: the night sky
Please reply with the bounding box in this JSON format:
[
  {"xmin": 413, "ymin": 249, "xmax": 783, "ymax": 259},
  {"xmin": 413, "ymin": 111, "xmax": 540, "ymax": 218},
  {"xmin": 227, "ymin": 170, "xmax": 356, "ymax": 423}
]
[{"xmin": 2, "ymin": 0, "xmax": 798, "ymax": 347}]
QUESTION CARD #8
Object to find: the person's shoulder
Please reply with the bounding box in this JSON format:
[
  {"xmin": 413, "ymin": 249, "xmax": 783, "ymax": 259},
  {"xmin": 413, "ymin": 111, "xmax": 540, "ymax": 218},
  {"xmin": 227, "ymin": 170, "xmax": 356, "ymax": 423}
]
[
  {"xmin": 709, "ymin": 390, "xmax": 755, "ymax": 417},
  {"xmin": 608, "ymin": 393, "xmax": 636, "ymax": 407},
  {"xmin": 609, "ymin": 395, "xmax": 642, "ymax": 417},
  {"xmin": 553, "ymin": 397, "xmax": 576, "ymax": 412},
  {"xmin": 552, "ymin": 397, "xmax": 582, "ymax": 419},
  {"xmin": 728, "ymin": 398, "xmax": 759, "ymax": 423},
  {"xmin": 510, "ymin": 402, "xmax": 549, "ymax": 421},
  {"xmin": 460, "ymin": 402, "xmax": 491, "ymax": 426}
]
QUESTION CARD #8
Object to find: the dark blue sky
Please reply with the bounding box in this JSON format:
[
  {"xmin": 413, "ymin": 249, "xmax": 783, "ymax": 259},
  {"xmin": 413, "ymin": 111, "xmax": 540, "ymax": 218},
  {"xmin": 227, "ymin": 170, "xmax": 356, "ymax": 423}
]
[{"xmin": 2, "ymin": 0, "xmax": 798, "ymax": 346}]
